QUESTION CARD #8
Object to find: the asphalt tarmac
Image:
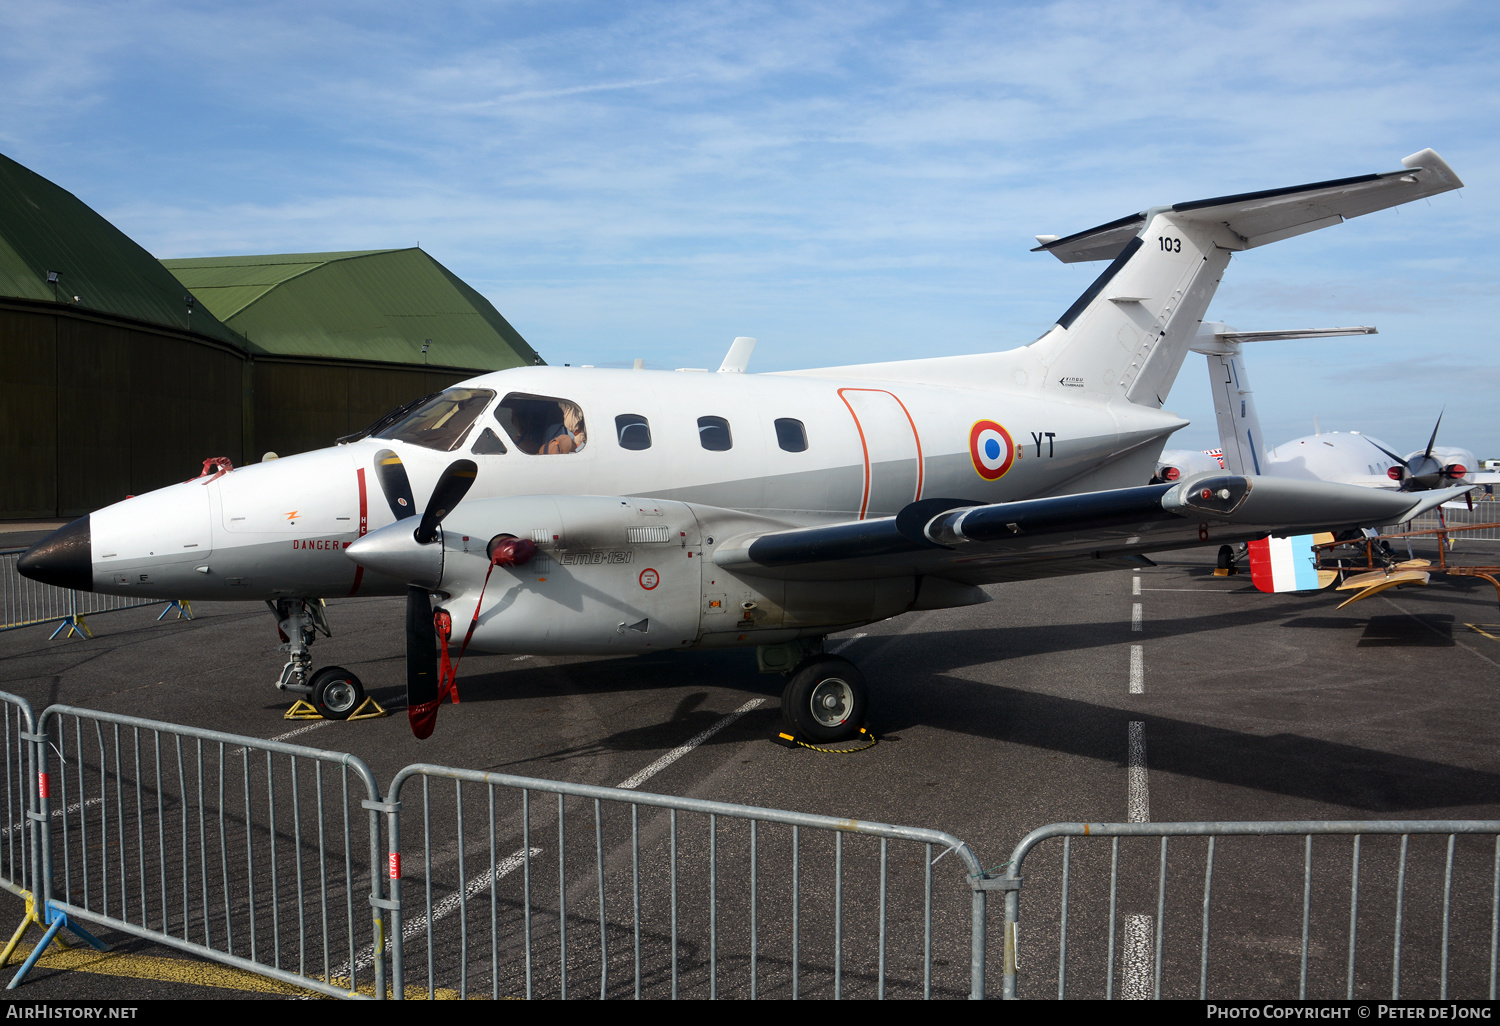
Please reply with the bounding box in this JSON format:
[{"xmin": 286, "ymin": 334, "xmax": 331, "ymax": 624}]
[{"xmin": 2, "ymin": 533, "xmax": 1499, "ymax": 1000}]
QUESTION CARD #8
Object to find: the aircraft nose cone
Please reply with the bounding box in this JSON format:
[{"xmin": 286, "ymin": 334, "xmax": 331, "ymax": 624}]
[{"xmin": 17, "ymin": 515, "xmax": 93, "ymax": 591}]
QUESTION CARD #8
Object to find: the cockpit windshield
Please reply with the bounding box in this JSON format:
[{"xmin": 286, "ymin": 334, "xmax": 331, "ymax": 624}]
[{"xmin": 373, "ymin": 388, "xmax": 496, "ymax": 452}]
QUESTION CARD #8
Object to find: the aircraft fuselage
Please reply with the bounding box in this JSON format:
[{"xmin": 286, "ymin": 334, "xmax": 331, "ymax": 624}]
[{"xmin": 79, "ymin": 364, "xmax": 1185, "ymax": 602}]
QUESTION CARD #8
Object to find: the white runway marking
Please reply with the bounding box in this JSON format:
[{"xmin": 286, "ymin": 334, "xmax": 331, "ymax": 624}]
[
  {"xmin": 1142, "ymin": 587, "xmax": 1245, "ymax": 593},
  {"xmin": 1122, "ymin": 721, "xmax": 1156, "ymax": 995},
  {"xmin": 1124, "ymin": 580, "xmax": 1155, "ymax": 996},
  {"xmin": 616, "ymin": 698, "xmax": 765, "ymax": 790},
  {"xmin": 827, "ymin": 632, "xmax": 867, "ymax": 654},
  {"xmin": 1127, "ymin": 721, "xmax": 1149, "ymax": 823},
  {"xmin": 267, "ymin": 722, "xmax": 330, "ymax": 742},
  {"xmin": 1122, "ymin": 914, "xmax": 1155, "ymax": 999},
  {"xmin": 338, "ymin": 845, "xmax": 545, "ymax": 978},
  {"xmin": 400, "ymin": 846, "xmax": 544, "ymax": 943},
  {"xmin": 9, "ymin": 795, "xmax": 104, "ymax": 833},
  {"xmin": 1132, "ymin": 575, "xmax": 1141, "ymax": 596},
  {"xmin": 227, "ymin": 721, "xmax": 330, "ymax": 755},
  {"xmin": 340, "ymin": 695, "xmax": 768, "ymax": 979}
]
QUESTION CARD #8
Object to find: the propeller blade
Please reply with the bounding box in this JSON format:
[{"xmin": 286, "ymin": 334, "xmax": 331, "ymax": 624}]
[
  {"xmin": 374, "ymin": 450, "xmax": 417, "ymax": 520},
  {"xmin": 1362, "ymin": 438, "xmax": 1416, "ymax": 489},
  {"xmin": 406, "ymin": 586, "xmax": 440, "ymax": 739},
  {"xmin": 1365, "ymin": 437, "xmax": 1410, "ymax": 468},
  {"xmin": 414, "ymin": 460, "xmax": 479, "ymax": 545},
  {"xmin": 1423, "ymin": 409, "xmax": 1444, "ymax": 460}
]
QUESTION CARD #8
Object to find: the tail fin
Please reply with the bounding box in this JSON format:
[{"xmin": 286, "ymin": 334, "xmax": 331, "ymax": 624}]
[
  {"xmin": 1025, "ymin": 149, "xmax": 1461, "ymax": 409},
  {"xmin": 1192, "ymin": 325, "xmax": 1377, "ymax": 475}
]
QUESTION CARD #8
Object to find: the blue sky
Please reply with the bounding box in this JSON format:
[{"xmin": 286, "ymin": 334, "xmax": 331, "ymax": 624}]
[{"xmin": 3, "ymin": 0, "xmax": 1497, "ymax": 456}]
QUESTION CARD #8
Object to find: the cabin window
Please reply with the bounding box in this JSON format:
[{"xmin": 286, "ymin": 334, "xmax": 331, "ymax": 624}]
[
  {"xmin": 775, "ymin": 418, "xmax": 808, "ymax": 452},
  {"xmin": 374, "ymin": 387, "xmax": 495, "ymax": 452},
  {"xmin": 615, "ymin": 414, "xmax": 652, "ymax": 451},
  {"xmin": 496, "ymin": 393, "xmax": 589, "ymax": 455},
  {"xmin": 471, "ymin": 427, "xmax": 508, "ymax": 455},
  {"xmin": 698, "ymin": 416, "xmax": 732, "ymax": 451}
]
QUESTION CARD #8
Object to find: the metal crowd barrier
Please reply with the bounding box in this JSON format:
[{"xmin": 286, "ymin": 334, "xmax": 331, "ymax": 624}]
[
  {"xmin": 0, "ymin": 694, "xmax": 38, "ymax": 905},
  {"xmin": 1000, "ymin": 820, "xmax": 1500, "ymax": 1001},
  {"xmin": 1, "ymin": 549, "xmax": 173, "ymax": 637},
  {"xmin": 1409, "ymin": 496, "xmax": 1500, "ymax": 543},
  {"xmin": 25, "ymin": 706, "xmax": 389, "ymax": 999},
  {"xmin": 7, "ymin": 707, "xmax": 1500, "ymax": 1001},
  {"xmin": 383, "ymin": 764, "xmax": 993, "ymax": 999}
]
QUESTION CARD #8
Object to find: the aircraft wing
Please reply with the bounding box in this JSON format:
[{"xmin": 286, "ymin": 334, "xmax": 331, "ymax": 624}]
[
  {"xmin": 1034, "ymin": 148, "xmax": 1463, "ymax": 264},
  {"xmin": 712, "ymin": 477, "xmax": 1469, "ymax": 585}
]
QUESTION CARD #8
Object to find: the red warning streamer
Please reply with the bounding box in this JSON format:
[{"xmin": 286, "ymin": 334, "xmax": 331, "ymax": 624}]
[{"xmin": 433, "ymin": 537, "xmax": 538, "ymax": 707}]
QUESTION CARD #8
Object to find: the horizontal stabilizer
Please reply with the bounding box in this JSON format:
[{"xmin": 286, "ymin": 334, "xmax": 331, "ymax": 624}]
[
  {"xmin": 1192, "ymin": 326, "xmax": 1376, "ymax": 353},
  {"xmin": 1033, "ymin": 149, "xmax": 1462, "ymax": 263}
]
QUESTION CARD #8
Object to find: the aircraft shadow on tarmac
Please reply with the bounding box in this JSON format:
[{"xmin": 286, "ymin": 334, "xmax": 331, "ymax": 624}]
[
  {"xmin": 879, "ymin": 679, "xmax": 1500, "ymax": 814},
  {"xmin": 439, "ymin": 611, "xmax": 1500, "ymax": 813},
  {"xmin": 425, "ymin": 600, "xmax": 1408, "ymax": 711}
]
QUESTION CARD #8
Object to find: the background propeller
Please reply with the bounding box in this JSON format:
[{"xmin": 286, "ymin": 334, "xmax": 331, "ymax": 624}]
[
  {"xmin": 370, "ymin": 452, "xmax": 480, "ymax": 739},
  {"xmin": 1367, "ymin": 412, "xmax": 1469, "ymax": 492}
]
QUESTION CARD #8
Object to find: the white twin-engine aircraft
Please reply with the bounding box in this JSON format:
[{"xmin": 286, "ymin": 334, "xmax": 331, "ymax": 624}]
[
  {"xmin": 1160, "ymin": 324, "xmax": 1500, "ymax": 494},
  {"xmin": 19, "ymin": 149, "xmax": 1470, "ymax": 741}
]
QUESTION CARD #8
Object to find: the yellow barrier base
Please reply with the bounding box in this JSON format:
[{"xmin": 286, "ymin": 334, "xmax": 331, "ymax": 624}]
[{"xmin": 0, "ymin": 891, "xmax": 71, "ymax": 968}]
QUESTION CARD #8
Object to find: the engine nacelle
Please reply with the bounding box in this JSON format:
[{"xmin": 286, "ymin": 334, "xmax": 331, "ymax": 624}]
[{"xmin": 426, "ymin": 495, "xmax": 917, "ymax": 655}]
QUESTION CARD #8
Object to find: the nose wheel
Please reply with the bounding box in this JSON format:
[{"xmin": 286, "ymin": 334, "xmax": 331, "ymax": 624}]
[
  {"xmin": 781, "ymin": 655, "xmax": 868, "ymax": 743},
  {"xmin": 309, "ymin": 666, "xmax": 366, "ymax": 720}
]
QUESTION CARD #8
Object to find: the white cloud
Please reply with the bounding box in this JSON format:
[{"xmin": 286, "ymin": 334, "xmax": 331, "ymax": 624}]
[{"xmin": 1, "ymin": 0, "xmax": 1497, "ymax": 449}]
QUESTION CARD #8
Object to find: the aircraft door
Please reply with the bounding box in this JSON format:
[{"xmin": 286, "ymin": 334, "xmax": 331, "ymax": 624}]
[{"xmin": 838, "ymin": 388, "xmax": 923, "ymax": 518}]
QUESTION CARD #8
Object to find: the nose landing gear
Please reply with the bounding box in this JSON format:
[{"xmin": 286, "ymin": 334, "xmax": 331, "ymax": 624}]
[
  {"xmin": 268, "ymin": 599, "xmax": 385, "ymax": 722},
  {"xmin": 270, "ymin": 598, "xmax": 331, "ymax": 696}
]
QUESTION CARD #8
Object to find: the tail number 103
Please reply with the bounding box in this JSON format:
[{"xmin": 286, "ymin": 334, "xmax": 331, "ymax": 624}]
[{"xmin": 1158, "ymin": 236, "xmax": 1182, "ymax": 252}]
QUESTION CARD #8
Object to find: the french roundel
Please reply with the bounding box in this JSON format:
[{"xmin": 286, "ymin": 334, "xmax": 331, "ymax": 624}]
[{"xmin": 969, "ymin": 420, "xmax": 1015, "ymax": 481}]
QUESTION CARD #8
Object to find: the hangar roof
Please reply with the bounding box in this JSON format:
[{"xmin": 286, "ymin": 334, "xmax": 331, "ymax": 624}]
[
  {"xmin": 163, "ymin": 248, "xmax": 540, "ymax": 370},
  {"xmin": 0, "ymin": 152, "xmax": 247, "ymax": 348}
]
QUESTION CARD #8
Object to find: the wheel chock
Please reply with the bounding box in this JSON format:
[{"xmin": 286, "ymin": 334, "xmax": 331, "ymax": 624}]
[
  {"xmin": 284, "ymin": 697, "xmax": 390, "ymax": 721},
  {"xmin": 348, "ymin": 696, "xmax": 389, "ymax": 720},
  {"xmin": 284, "ymin": 699, "xmax": 322, "ymax": 720},
  {"xmin": 772, "ymin": 728, "xmax": 878, "ymax": 754}
]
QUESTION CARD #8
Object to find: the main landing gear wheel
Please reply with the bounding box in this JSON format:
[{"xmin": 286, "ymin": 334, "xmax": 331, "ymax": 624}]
[
  {"xmin": 781, "ymin": 656, "xmax": 868, "ymax": 743},
  {"xmin": 310, "ymin": 666, "xmax": 365, "ymax": 720}
]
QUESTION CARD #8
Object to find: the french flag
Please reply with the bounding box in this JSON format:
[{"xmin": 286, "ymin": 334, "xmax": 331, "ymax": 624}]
[{"xmin": 1248, "ymin": 535, "xmax": 1321, "ymax": 593}]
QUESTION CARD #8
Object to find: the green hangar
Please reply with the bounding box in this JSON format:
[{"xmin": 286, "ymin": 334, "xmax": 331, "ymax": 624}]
[{"xmin": 0, "ymin": 152, "xmax": 539, "ymax": 520}]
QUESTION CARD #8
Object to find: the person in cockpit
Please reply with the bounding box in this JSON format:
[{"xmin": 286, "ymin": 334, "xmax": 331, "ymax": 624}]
[{"xmin": 543, "ymin": 402, "xmax": 587, "ymax": 454}]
